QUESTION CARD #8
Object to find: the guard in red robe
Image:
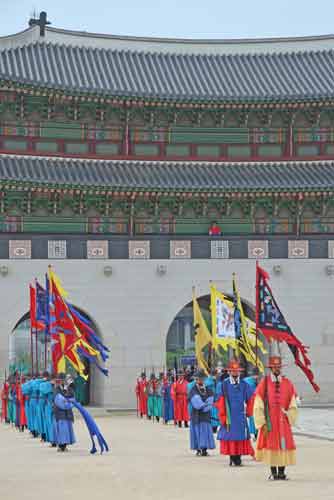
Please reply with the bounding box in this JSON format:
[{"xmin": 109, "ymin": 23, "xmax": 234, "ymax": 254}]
[
  {"xmin": 135, "ymin": 372, "xmax": 148, "ymax": 418},
  {"xmin": 17, "ymin": 378, "xmax": 27, "ymax": 431},
  {"xmin": 171, "ymin": 370, "xmax": 189, "ymax": 428},
  {"xmin": 254, "ymin": 356, "xmax": 298, "ymax": 480},
  {"xmin": 1, "ymin": 381, "xmax": 9, "ymax": 423},
  {"xmin": 215, "ymin": 360, "xmax": 255, "ymax": 466}
]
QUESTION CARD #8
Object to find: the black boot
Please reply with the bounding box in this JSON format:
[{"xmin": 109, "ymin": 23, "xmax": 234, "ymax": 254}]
[
  {"xmin": 184, "ymin": 421, "xmax": 188, "ymax": 428},
  {"xmin": 196, "ymin": 450, "xmax": 201, "ymax": 456},
  {"xmin": 178, "ymin": 421, "xmax": 182, "ymax": 428},
  {"xmin": 156, "ymin": 417, "xmax": 160, "ymax": 423},
  {"xmin": 201, "ymin": 448, "xmax": 208, "ymax": 457},
  {"xmin": 269, "ymin": 467, "xmax": 279, "ymax": 480},
  {"xmin": 278, "ymin": 467, "xmax": 287, "ymax": 480},
  {"xmin": 230, "ymin": 455, "xmax": 242, "ymax": 466}
]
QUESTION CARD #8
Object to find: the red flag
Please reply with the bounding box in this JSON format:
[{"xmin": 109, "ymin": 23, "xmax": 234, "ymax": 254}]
[
  {"xmin": 53, "ymin": 281, "xmax": 77, "ymax": 336},
  {"xmin": 29, "ymin": 285, "xmax": 37, "ymax": 330},
  {"xmin": 256, "ymin": 262, "xmax": 320, "ymax": 392}
]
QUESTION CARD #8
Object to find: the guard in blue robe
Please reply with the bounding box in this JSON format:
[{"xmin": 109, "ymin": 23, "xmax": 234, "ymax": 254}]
[
  {"xmin": 37, "ymin": 372, "xmax": 51, "ymax": 441},
  {"xmin": 8, "ymin": 379, "xmax": 16, "ymax": 426},
  {"xmin": 30, "ymin": 378, "xmax": 42, "ymax": 437},
  {"xmin": 53, "ymin": 374, "xmax": 76, "ymax": 452},
  {"xmin": 187, "ymin": 378, "xmax": 196, "ymax": 417},
  {"xmin": 146, "ymin": 374, "xmax": 163, "ymax": 421},
  {"xmin": 39, "ymin": 376, "xmax": 56, "ymax": 445},
  {"xmin": 162, "ymin": 377, "xmax": 174, "ymax": 424},
  {"xmin": 15, "ymin": 380, "xmax": 21, "ymax": 429},
  {"xmin": 216, "ymin": 360, "xmax": 255, "ymax": 466},
  {"xmin": 205, "ymin": 372, "xmax": 220, "ymax": 433},
  {"xmin": 188, "ymin": 370, "xmax": 215, "ymax": 457},
  {"xmin": 21, "ymin": 379, "xmax": 33, "ymax": 432}
]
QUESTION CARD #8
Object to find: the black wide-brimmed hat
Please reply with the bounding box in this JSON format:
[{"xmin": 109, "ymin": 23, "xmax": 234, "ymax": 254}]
[{"xmin": 194, "ymin": 369, "xmax": 207, "ymax": 379}]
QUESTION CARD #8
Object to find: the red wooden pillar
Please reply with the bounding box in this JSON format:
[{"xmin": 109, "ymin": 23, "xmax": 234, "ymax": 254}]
[{"xmin": 289, "ymin": 126, "xmax": 294, "ymax": 157}]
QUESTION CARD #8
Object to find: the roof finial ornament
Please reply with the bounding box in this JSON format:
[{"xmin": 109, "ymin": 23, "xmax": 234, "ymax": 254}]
[{"xmin": 28, "ymin": 11, "xmax": 51, "ymax": 37}]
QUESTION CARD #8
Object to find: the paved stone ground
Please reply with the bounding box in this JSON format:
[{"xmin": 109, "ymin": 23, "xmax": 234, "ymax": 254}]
[
  {"xmin": 1, "ymin": 416, "xmax": 333, "ymax": 500},
  {"xmin": 295, "ymin": 408, "xmax": 334, "ymax": 440}
]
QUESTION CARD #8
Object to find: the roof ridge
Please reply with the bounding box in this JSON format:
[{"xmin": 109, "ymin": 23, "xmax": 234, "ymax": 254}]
[
  {"xmin": 1, "ymin": 39, "xmax": 334, "ymax": 59},
  {"xmin": 0, "ymin": 154, "xmax": 330, "ymax": 167},
  {"xmin": 46, "ymin": 26, "xmax": 334, "ymax": 45}
]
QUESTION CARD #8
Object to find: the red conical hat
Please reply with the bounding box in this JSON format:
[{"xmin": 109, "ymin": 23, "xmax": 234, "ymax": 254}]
[{"xmin": 226, "ymin": 359, "xmax": 245, "ymax": 372}]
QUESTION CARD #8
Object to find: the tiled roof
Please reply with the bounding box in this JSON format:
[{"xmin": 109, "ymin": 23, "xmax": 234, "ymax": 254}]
[
  {"xmin": 0, "ymin": 155, "xmax": 334, "ymax": 191},
  {"xmin": 0, "ymin": 42, "xmax": 333, "ymax": 102}
]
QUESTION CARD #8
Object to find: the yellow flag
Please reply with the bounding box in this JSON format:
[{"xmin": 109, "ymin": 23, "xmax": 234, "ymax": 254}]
[
  {"xmin": 56, "ymin": 332, "xmax": 67, "ymax": 373},
  {"xmin": 246, "ymin": 320, "xmax": 267, "ymax": 355},
  {"xmin": 65, "ymin": 344, "xmax": 88, "ymax": 380},
  {"xmin": 193, "ymin": 291, "xmax": 212, "ymax": 375},
  {"xmin": 210, "ymin": 284, "xmax": 236, "ymax": 351},
  {"xmin": 48, "ymin": 266, "xmax": 68, "ymax": 298}
]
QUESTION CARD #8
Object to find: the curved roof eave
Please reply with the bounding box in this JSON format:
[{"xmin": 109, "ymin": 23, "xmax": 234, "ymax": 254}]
[
  {"xmin": 0, "ymin": 42, "xmax": 333, "ymax": 103},
  {"xmin": 0, "ymin": 155, "xmax": 333, "ymax": 193}
]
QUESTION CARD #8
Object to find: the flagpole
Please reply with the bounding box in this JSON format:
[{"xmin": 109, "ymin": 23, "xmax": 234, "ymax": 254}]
[
  {"xmin": 37, "ymin": 275, "xmax": 48, "ymax": 372},
  {"xmin": 232, "ymin": 273, "xmax": 240, "ymax": 361},
  {"xmin": 29, "ymin": 284, "xmax": 35, "ymax": 376},
  {"xmin": 30, "ymin": 318, "xmax": 34, "ymax": 376},
  {"xmin": 33, "ymin": 279, "xmax": 39, "ymax": 376},
  {"xmin": 35, "ymin": 326, "xmax": 38, "ymax": 375},
  {"xmin": 44, "ymin": 324, "xmax": 47, "ymax": 371},
  {"xmin": 255, "ymin": 262, "xmax": 260, "ymax": 372},
  {"xmin": 192, "ymin": 285, "xmax": 196, "ymax": 369},
  {"xmin": 255, "ymin": 291, "xmax": 258, "ymax": 372}
]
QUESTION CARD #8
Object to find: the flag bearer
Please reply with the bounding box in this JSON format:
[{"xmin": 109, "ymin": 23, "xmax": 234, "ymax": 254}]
[
  {"xmin": 254, "ymin": 356, "xmax": 298, "ymax": 480},
  {"xmin": 215, "ymin": 360, "xmax": 255, "ymax": 466}
]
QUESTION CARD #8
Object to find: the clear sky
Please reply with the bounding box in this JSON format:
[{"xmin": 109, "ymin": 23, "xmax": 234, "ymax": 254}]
[{"xmin": 1, "ymin": 0, "xmax": 334, "ymax": 39}]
